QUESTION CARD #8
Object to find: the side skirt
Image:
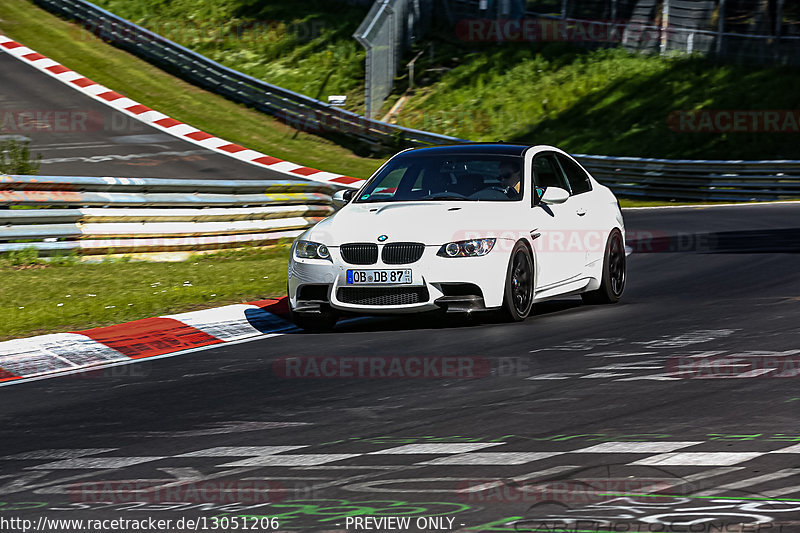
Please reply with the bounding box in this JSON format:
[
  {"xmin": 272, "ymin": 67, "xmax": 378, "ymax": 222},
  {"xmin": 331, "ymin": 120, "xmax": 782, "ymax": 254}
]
[{"xmin": 533, "ymin": 277, "xmax": 592, "ymax": 301}]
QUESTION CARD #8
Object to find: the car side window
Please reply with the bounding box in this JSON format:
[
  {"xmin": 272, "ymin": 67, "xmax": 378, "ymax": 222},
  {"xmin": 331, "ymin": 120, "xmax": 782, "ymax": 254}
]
[
  {"xmin": 532, "ymin": 153, "xmax": 570, "ymax": 205},
  {"xmin": 556, "ymin": 154, "xmax": 593, "ymax": 195}
]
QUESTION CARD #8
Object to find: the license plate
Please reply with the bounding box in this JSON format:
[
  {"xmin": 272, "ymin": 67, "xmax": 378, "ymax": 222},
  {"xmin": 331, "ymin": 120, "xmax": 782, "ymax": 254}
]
[{"xmin": 347, "ymin": 269, "xmax": 412, "ymax": 285}]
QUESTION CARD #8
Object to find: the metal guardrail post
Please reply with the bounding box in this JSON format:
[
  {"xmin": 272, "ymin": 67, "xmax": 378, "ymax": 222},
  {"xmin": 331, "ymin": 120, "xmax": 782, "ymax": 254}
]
[
  {"xmin": 660, "ymin": 0, "xmax": 670, "ymax": 55},
  {"xmin": 716, "ymin": 0, "xmax": 726, "ymax": 55}
]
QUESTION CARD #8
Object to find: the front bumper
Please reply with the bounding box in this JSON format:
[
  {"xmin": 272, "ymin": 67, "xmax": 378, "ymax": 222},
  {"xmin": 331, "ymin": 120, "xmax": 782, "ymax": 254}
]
[{"xmin": 288, "ymin": 244, "xmax": 511, "ymax": 314}]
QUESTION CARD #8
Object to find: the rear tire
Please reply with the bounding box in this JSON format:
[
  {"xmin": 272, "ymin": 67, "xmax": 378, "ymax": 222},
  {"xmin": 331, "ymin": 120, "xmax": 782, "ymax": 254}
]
[
  {"xmin": 582, "ymin": 229, "xmax": 625, "ymax": 304},
  {"xmin": 501, "ymin": 241, "xmax": 534, "ymax": 321}
]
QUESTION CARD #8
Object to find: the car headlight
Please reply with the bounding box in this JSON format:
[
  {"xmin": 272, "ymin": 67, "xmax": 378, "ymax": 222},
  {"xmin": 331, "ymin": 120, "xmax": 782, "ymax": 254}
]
[
  {"xmin": 437, "ymin": 238, "xmax": 496, "ymax": 257},
  {"xmin": 294, "ymin": 240, "xmax": 331, "ymax": 261}
]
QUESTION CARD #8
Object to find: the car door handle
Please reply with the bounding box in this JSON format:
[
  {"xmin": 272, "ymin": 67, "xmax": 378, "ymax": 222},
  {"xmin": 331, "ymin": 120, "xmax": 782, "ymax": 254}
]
[{"xmin": 576, "ymin": 208, "xmax": 587, "ymax": 216}]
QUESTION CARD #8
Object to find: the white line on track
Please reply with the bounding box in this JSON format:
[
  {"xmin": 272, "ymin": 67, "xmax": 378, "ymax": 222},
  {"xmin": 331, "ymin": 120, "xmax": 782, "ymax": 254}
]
[
  {"xmin": 36, "ymin": 144, "xmax": 119, "ymax": 152},
  {"xmin": 39, "ymin": 149, "xmax": 210, "ymax": 164}
]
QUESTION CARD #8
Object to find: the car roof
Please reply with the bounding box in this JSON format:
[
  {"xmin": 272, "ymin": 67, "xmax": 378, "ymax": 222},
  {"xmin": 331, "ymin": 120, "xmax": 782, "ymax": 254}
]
[{"xmin": 398, "ymin": 143, "xmax": 530, "ymax": 157}]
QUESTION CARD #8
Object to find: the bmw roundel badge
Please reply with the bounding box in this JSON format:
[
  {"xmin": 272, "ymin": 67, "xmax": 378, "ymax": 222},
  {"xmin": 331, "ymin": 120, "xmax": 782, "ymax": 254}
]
[{"xmin": 377, "ymin": 235, "xmax": 388, "ymax": 242}]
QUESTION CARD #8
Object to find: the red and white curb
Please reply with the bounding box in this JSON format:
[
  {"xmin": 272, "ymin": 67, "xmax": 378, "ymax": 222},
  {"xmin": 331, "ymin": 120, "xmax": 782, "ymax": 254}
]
[
  {"xmin": 0, "ymin": 33, "xmax": 362, "ymax": 188},
  {"xmin": 0, "ymin": 298, "xmax": 294, "ymax": 386}
]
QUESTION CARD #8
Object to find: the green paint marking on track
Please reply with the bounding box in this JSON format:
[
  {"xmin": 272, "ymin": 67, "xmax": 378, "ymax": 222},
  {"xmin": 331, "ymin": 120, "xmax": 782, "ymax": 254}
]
[{"xmin": 508, "ymin": 530, "xmax": 624, "ymax": 533}]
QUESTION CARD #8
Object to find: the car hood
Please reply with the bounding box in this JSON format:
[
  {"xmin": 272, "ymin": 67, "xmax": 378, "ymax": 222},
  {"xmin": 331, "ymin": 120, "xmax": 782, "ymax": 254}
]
[{"xmin": 303, "ymin": 201, "xmax": 525, "ymax": 246}]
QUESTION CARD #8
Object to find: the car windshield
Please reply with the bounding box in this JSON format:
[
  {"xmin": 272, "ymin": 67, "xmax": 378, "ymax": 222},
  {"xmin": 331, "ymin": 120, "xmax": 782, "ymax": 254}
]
[{"xmin": 355, "ymin": 153, "xmax": 524, "ymax": 203}]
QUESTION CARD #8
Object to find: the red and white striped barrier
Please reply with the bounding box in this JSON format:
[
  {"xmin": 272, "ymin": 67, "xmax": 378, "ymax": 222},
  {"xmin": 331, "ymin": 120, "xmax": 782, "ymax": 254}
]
[
  {"xmin": 0, "ymin": 34, "xmax": 362, "ymax": 188},
  {"xmin": 0, "ymin": 298, "xmax": 293, "ymax": 385}
]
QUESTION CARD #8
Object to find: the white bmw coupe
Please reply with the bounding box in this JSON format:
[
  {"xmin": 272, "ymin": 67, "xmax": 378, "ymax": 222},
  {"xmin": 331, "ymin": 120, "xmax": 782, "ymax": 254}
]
[{"xmin": 287, "ymin": 143, "xmax": 625, "ymax": 331}]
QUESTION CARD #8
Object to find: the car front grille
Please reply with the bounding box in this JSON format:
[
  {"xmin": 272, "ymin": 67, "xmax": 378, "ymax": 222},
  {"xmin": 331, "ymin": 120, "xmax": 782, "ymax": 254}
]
[
  {"xmin": 337, "ymin": 287, "xmax": 429, "ymax": 306},
  {"xmin": 381, "ymin": 242, "xmax": 425, "ymax": 264},
  {"xmin": 339, "ymin": 243, "xmax": 378, "ymax": 265}
]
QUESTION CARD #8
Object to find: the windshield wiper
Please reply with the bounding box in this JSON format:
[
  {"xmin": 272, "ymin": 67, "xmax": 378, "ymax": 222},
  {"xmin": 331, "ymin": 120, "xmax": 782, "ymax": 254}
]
[
  {"xmin": 357, "ymin": 195, "xmax": 470, "ymax": 203},
  {"xmin": 418, "ymin": 195, "xmax": 469, "ymax": 201}
]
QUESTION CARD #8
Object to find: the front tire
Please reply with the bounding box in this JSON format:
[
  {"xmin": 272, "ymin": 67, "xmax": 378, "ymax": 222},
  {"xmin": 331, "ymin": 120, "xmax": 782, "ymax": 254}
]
[
  {"xmin": 582, "ymin": 229, "xmax": 625, "ymax": 304},
  {"xmin": 501, "ymin": 241, "xmax": 534, "ymax": 321}
]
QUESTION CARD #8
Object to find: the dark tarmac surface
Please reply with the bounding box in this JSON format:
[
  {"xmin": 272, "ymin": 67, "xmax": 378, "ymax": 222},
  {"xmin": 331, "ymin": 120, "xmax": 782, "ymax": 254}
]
[{"xmin": 2, "ymin": 203, "xmax": 799, "ymax": 532}]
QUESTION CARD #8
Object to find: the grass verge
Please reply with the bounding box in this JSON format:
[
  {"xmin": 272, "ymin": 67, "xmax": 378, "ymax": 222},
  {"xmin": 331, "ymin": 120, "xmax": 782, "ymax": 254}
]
[
  {"xmin": 0, "ymin": 246, "xmax": 290, "ymax": 341},
  {"xmin": 396, "ymin": 42, "xmax": 800, "ymax": 160},
  {"xmin": 0, "ymin": 0, "xmax": 385, "ymax": 179}
]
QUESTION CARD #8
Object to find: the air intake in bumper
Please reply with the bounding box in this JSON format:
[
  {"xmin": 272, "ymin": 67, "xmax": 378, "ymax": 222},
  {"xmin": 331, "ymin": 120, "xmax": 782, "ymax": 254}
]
[{"xmin": 337, "ymin": 286, "xmax": 429, "ymax": 306}]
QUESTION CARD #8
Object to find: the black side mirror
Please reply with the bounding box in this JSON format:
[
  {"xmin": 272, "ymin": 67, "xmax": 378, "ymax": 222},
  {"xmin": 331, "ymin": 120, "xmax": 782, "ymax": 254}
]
[{"xmin": 333, "ymin": 188, "xmax": 357, "ymax": 208}]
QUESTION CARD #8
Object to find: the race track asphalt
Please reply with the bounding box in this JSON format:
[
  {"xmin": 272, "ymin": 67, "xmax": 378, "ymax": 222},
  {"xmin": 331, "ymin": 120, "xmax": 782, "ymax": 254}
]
[
  {"xmin": 1, "ymin": 53, "xmax": 286, "ymax": 180},
  {"xmin": 1, "ymin": 202, "xmax": 798, "ymax": 532}
]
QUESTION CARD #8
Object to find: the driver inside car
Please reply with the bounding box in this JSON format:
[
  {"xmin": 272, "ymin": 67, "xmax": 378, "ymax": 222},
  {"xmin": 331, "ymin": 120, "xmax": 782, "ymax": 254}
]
[{"xmin": 498, "ymin": 160, "xmax": 522, "ymax": 198}]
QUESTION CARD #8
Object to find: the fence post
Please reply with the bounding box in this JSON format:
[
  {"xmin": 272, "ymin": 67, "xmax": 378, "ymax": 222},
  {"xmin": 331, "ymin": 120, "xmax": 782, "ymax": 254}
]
[
  {"xmin": 660, "ymin": 0, "xmax": 669, "ymax": 54},
  {"xmin": 775, "ymin": 0, "xmax": 784, "ymax": 42},
  {"xmin": 561, "ymin": 0, "xmax": 568, "ymax": 19},
  {"xmin": 716, "ymin": 0, "xmax": 726, "ymax": 55},
  {"xmin": 353, "ymin": 32, "xmax": 372, "ymax": 118}
]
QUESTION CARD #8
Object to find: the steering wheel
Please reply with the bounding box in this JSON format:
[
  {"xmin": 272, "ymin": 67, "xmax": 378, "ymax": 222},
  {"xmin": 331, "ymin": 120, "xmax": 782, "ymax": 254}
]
[{"xmin": 489, "ymin": 186, "xmax": 520, "ymax": 199}]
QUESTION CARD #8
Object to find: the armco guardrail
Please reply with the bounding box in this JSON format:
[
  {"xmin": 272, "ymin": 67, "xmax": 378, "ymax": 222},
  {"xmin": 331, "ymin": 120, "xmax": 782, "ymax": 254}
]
[
  {"xmin": 0, "ymin": 175, "xmax": 336, "ymax": 256},
  {"xmin": 575, "ymin": 155, "xmax": 800, "ymax": 202},
  {"xmin": 32, "ymin": 0, "xmax": 460, "ymax": 149},
  {"xmin": 1, "ymin": 158, "xmax": 796, "ymax": 261}
]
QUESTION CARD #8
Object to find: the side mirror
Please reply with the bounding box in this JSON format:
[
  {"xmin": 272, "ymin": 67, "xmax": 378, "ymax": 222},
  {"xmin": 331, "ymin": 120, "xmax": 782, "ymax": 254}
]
[
  {"xmin": 540, "ymin": 186, "xmax": 569, "ymax": 205},
  {"xmin": 332, "ymin": 189, "xmax": 355, "ymax": 208}
]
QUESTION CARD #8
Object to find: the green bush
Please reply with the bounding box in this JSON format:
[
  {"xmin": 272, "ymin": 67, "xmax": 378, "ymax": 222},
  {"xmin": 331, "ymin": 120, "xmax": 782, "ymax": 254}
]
[
  {"xmin": 49, "ymin": 250, "xmax": 80, "ymax": 266},
  {"xmin": 0, "ymin": 140, "xmax": 42, "ymax": 175},
  {"xmin": 5, "ymin": 247, "xmax": 40, "ymax": 266}
]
